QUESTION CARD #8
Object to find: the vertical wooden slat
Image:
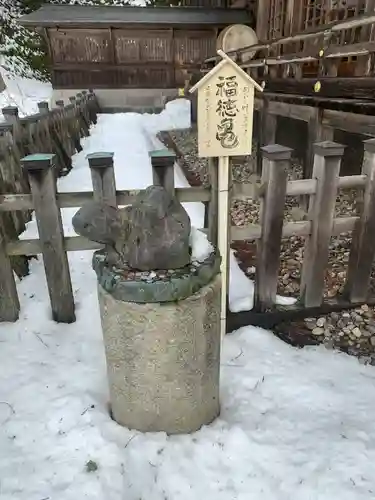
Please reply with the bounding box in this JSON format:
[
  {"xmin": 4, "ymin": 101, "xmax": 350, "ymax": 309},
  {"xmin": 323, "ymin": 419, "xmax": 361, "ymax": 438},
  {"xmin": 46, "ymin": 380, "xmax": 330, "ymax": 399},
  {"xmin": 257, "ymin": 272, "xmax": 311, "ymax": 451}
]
[
  {"xmin": 150, "ymin": 150, "xmax": 175, "ymax": 198},
  {"xmin": 256, "ymin": 99, "xmax": 277, "ymax": 175},
  {"xmin": 300, "ymin": 141, "xmax": 344, "ymax": 308},
  {"xmin": 256, "ymin": 0, "xmax": 272, "ymax": 40},
  {"xmin": 255, "ymin": 144, "xmax": 290, "ymax": 310},
  {"xmin": 87, "ymin": 152, "xmax": 117, "ymax": 207},
  {"xmin": 344, "ymin": 138, "xmax": 375, "ymax": 303},
  {"xmin": 22, "ymin": 154, "xmax": 75, "ymax": 323},
  {"xmin": 304, "ymin": 108, "xmax": 334, "ymax": 180},
  {"xmin": 0, "ymin": 216, "xmax": 20, "ymax": 322}
]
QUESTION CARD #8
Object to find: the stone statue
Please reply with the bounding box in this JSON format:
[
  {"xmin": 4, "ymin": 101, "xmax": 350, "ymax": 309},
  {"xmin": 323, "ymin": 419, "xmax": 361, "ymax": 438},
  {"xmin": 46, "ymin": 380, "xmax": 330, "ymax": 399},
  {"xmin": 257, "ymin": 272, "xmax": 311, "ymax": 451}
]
[{"xmin": 72, "ymin": 185, "xmax": 191, "ymax": 271}]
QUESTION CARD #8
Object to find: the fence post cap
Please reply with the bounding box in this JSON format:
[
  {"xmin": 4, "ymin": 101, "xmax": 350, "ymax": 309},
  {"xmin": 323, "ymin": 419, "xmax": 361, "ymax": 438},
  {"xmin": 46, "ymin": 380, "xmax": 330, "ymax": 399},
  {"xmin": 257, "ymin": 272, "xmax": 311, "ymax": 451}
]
[
  {"xmin": 2, "ymin": 106, "xmax": 19, "ymax": 117},
  {"xmin": 313, "ymin": 141, "xmax": 345, "ymax": 157},
  {"xmin": 149, "ymin": 149, "xmax": 176, "ymax": 168},
  {"xmin": 363, "ymin": 138, "xmax": 375, "ymax": 153},
  {"xmin": 87, "ymin": 152, "xmax": 114, "ymax": 168},
  {"xmin": 261, "ymin": 144, "xmax": 292, "ymax": 160},
  {"xmin": 149, "ymin": 149, "xmax": 176, "ymax": 159},
  {"xmin": 55, "ymin": 100, "xmax": 64, "ymax": 107},
  {"xmin": 21, "ymin": 153, "xmax": 56, "ymax": 171}
]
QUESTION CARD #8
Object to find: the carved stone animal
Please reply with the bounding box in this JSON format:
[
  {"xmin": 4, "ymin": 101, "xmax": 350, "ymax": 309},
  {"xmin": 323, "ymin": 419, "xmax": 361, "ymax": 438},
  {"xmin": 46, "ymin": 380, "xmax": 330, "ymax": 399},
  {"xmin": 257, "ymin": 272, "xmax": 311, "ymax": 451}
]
[{"xmin": 72, "ymin": 185, "xmax": 191, "ymax": 271}]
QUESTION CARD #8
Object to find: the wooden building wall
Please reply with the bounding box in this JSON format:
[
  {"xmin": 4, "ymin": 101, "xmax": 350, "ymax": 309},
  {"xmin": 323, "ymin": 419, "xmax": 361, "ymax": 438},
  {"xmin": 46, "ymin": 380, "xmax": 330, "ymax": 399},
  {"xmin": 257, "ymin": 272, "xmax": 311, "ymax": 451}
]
[
  {"xmin": 257, "ymin": 0, "xmax": 369, "ymax": 42},
  {"xmin": 48, "ymin": 27, "xmax": 218, "ymax": 88}
]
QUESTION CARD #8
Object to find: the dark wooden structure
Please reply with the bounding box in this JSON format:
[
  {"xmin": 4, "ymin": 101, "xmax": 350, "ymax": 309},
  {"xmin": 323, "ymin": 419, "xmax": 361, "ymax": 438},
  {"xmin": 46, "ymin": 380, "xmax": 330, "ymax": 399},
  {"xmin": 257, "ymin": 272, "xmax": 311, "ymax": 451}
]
[
  {"xmin": 203, "ymin": 1, "xmax": 375, "ymax": 177},
  {"xmin": 18, "ymin": 4, "xmax": 252, "ymax": 89}
]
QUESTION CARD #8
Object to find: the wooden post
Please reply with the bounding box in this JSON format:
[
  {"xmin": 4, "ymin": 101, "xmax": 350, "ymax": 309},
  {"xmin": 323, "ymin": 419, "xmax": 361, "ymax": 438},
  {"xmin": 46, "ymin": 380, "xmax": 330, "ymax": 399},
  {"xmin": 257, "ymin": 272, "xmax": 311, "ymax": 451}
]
[
  {"xmin": 344, "ymin": 138, "xmax": 375, "ymax": 303},
  {"xmin": 206, "ymin": 157, "xmax": 218, "ymax": 247},
  {"xmin": 0, "ymin": 217, "xmax": 20, "ymax": 322},
  {"xmin": 38, "ymin": 101, "xmax": 50, "ymax": 115},
  {"xmin": 87, "ymin": 152, "xmax": 117, "ymax": 207},
  {"xmin": 255, "ymin": 144, "xmax": 290, "ymax": 310},
  {"xmin": 218, "ymin": 156, "xmax": 231, "ymax": 339},
  {"xmin": 304, "ymin": 108, "xmax": 334, "ymax": 180},
  {"xmin": 76, "ymin": 96, "xmax": 90, "ymax": 138},
  {"xmin": 256, "ymin": 98, "xmax": 277, "ymax": 175},
  {"xmin": 150, "ymin": 150, "xmax": 175, "ymax": 197},
  {"xmin": 68, "ymin": 96, "xmax": 83, "ymax": 153},
  {"xmin": 21, "ymin": 154, "xmax": 75, "ymax": 323},
  {"xmin": 300, "ymin": 141, "xmax": 344, "ymax": 308}
]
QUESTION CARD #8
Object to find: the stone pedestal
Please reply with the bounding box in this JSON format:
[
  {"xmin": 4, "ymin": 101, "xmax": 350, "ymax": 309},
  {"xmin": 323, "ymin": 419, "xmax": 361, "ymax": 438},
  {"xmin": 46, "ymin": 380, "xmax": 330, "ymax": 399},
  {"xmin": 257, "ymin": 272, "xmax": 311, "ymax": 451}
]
[{"xmin": 98, "ymin": 274, "xmax": 221, "ymax": 434}]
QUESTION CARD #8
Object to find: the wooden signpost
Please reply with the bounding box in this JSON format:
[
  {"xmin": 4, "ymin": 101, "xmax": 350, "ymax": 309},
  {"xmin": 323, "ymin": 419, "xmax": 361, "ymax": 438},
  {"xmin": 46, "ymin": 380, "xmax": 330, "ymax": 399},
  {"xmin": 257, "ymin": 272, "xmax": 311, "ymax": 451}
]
[{"xmin": 190, "ymin": 49, "xmax": 263, "ymax": 338}]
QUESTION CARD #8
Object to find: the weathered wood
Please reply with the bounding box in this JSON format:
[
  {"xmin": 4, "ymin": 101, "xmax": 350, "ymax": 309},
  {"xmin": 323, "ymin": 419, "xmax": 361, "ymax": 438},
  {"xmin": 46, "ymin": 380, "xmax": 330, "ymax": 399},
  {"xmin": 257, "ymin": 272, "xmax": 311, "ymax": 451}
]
[
  {"xmin": 323, "ymin": 109, "xmax": 375, "ymax": 137},
  {"xmin": 0, "ymin": 216, "xmax": 20, "ymax": 322},
  {"xmin": 206, "ymin": 14, "xmax": 375, "ymax": 63},
  {"xmin": 268, "ymin": 100, "xmax": 313, "ymax": 122},
  {"xmin": 87, "ymin": 152, "xmax": 117, "ymax": 207},
  {"xmin": 255, "ymin": 145, "xmax": 289, "ymax": 310},
  {"xmin": 6, "ymin": 215, "xmax": 358, "ymax": 257},
  {"xmin": 256, "ymin": 99, "xmax": 277, "ymax": 175},
  {"xmin": 226, "ymin": 292, "xmax": 375, "ymax": 334},
  {"xmin": 150, "ymin": 149, "xmax": 175, "ymax": 197},
  {"xmin": 265, "ymin": 77, "xmax": 375, "ymax": 101},
  {"xmin": 7, "ymin": 235, "xmax": 102, "ymax": 256},
  {"xmin": 231, "ymin": 216, "xmax": 357, "ymax": 242},
  {"xmin": 344, "ymin": 138, "xmax": 375, "ymax": 303},
  {"xmin": 300, "ymin": 142, "xmax": 344, "ymax": 308},
  {"xmin": 22, "ymin": 154, "xmax": 75, "ymax": 323},
  {"xmin": 304, "ymin": 108, "xmax": 334, "ymax": 180},
  {"xmin": 206, "ymin": 157, "xmax": 218, "ymax": 247},
  {"xmin": 0, "ymin": 186, "xmax": 211, "ymax": 212}
]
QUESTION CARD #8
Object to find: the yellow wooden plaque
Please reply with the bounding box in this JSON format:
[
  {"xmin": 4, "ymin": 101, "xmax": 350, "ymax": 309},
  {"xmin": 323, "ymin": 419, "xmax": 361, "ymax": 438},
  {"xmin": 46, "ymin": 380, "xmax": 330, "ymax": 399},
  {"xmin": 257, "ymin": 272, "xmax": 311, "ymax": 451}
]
[{"xmin": 190, "ymin": 51, "xmax": 263, "ymax": 158}]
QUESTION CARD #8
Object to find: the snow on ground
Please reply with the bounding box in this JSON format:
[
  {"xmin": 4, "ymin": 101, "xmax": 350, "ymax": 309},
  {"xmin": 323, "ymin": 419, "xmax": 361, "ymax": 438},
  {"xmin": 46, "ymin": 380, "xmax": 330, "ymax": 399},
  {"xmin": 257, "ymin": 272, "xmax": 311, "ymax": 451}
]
[
  {"xmin": 0, "ymin": 67, "xmax": 52, "ymax": 120},
  {"xmin": 1, "ymin": 99, "xmax": 375, "ymax": 500}
]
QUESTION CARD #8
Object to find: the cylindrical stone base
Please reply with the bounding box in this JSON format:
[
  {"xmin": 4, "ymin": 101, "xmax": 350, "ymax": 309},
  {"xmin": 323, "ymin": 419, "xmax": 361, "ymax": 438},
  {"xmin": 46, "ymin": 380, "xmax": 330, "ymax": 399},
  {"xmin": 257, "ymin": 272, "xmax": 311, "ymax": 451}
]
[{"xmin": 98, "ymin": 274, "xmax": 221, "ymax": 434}]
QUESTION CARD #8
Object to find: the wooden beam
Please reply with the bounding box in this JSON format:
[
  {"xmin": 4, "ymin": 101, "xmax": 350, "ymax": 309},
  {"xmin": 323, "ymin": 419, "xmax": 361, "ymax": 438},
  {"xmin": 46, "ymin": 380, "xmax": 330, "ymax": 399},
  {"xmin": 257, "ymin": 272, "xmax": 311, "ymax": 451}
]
[
  {"xmin": 264, "ymin": 77, "xmax": 375, "ymax": 101},
  {"xmin": 0, "ymin": 187, "xmax": 211, "ymax": 213},
  {"xmin": 0, "ymin": 217, "xmax": 20, "ymax": 322},
  {"xmin": 87, "ymin": 152, "xmax": 117, "ymax": 207},
  {"xmin": 22, "ymin": 154, "xmax": 75, "ymax": 323},
  {"xmin": 344, "ymin": 138, "xmax": 375, "ymax": 303},
  {"xmin": 255, "ymin": 145, "xmax": 289, "ymax": 310},
  {"xmin": 300, "ymin": 142, "xmax": 344, "ymax": 308}
]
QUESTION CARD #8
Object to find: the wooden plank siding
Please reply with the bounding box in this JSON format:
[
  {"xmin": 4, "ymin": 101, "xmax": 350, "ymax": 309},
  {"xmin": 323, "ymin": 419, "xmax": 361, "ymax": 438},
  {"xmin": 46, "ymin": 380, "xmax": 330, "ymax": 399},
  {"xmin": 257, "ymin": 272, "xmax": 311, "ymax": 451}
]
[{"xmin": 49, "ymin": 27, "xmax": 217, "ymax": 88}]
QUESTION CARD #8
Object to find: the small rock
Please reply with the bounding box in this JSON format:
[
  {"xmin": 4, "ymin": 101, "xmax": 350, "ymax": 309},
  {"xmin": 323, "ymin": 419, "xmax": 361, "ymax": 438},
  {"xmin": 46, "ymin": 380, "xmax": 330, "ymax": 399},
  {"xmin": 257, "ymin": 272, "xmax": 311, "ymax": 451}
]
[
  {"xmin": 312, "ymin": 327, "xmax": 325, "ymax": 336},
  {"xmin": 330, "ymin": 312, "xmax": 339, "ymax": 322},
  {"xmin": 352, "ymin": 327, "xmax": 362, "ymax": 338},
  {"xmin": 366, "ymin": 325, "xmax": 375, "ymax": 336},
  {"xmin": 361, "ymin": 304, "xmax": 369, "ymax": 313},
  {"xmin": 316, "ymin": 317, "xmax": 326, "ymax": 328},
  {"xmin": 305, "ymin": 318, "xmax": 316, "ymax": 331}
]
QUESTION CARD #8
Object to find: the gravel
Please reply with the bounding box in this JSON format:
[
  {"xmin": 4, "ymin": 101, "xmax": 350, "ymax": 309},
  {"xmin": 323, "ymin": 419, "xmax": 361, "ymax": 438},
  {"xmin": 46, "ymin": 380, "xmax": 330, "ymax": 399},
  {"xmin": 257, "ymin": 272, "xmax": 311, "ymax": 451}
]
[{"xmin": 164, "ymin": 127, "xmax": 375, "ymax": 364}]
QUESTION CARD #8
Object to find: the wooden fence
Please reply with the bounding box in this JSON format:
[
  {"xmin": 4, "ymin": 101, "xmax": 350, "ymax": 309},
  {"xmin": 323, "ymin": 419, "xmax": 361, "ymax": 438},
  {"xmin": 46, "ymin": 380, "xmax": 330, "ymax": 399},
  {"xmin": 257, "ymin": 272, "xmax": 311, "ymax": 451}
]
[
  {"xmin": 0, "ymin": 151, "xmax": 211, "ymax": 323},
  {"xmin": 0, "ymin": 90, "xmax": 100, "ymax": 279},
  {"xmin": 2, "ymin": 139, "xmax": 375, "ymax": 333}
]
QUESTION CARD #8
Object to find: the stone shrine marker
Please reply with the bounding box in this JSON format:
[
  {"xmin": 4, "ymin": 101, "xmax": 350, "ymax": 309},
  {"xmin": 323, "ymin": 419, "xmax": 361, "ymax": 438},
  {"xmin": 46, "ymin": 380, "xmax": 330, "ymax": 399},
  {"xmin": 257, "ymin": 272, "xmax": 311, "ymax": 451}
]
[
  {"xmin": 190, "ymin": 50, "xmax": 263, "ymax": 337},
  {"xmin": 190, "ymin": 49, "xmax": 263, "ymax": 158}
]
